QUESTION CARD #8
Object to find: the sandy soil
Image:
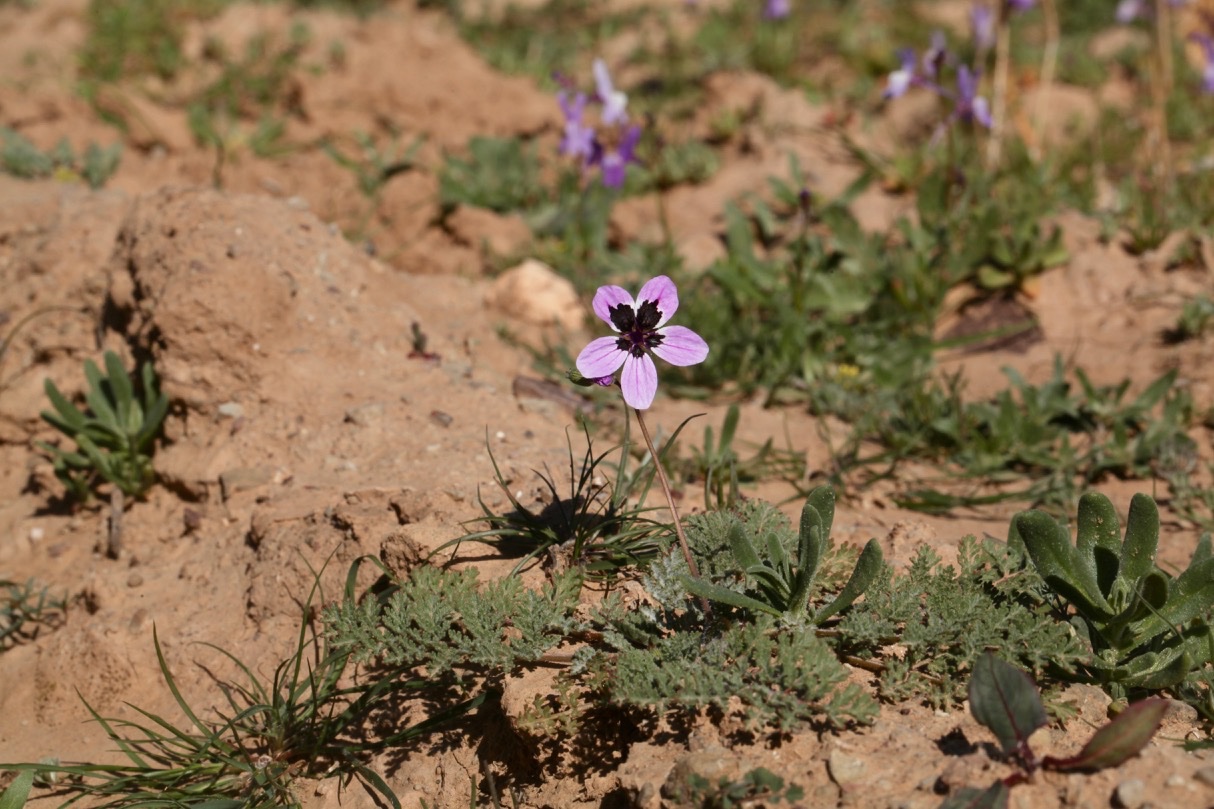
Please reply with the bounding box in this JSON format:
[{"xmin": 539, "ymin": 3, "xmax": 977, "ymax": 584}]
[{"xmin": 1, "ymin": 1, "xmax": 1213, "ymax": 807}]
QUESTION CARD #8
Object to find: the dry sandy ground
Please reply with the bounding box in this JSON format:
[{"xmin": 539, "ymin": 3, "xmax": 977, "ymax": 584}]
[{"xmin": 2, "ymin": 1, "xmax": 1214, "ymax": 807}]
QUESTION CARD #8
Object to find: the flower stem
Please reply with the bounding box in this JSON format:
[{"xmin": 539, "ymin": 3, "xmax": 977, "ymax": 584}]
[{"xmin": 632, "ymin": 407, "xmax": 702, "ymax": 581}]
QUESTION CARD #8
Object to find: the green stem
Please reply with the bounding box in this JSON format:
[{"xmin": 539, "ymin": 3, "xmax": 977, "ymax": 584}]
[{"xmin": 632, "ymin": 407, "xmax": 702, "ymax": 582}]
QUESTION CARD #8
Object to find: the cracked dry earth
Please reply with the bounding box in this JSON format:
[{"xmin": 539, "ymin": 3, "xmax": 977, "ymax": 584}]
[{"xmin": 2, "ymin": 1, "xmax": 1214, "ymax": 807}]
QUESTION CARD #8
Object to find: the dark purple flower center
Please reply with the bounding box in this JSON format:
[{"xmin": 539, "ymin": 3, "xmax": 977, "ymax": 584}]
[{"xmin": 610, "ymin": 299, "xmax": 665, "ymax": 358}]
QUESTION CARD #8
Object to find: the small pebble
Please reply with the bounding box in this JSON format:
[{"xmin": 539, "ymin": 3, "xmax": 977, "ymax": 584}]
[
  {"xmin": 217, "ymin": 402, "xmax": 244, "ymax": 419},
  {"xmin": 827, "ymin": 750, "xmax": 867, "ymax": 787},
  {"xmin": 127, "ymin": 573, "xmax": 144, "ymax": 588},
  {"xmin": 1165, "ymin": 774, "xmax": 1187, "ymax": 788},
  {"xmin": 1114, "ymin": 778, "xmax": 1146, "ymax": 809},
  {"xmin": 28, "ymin": 526, "xmax": 44, "ymax": 542}
]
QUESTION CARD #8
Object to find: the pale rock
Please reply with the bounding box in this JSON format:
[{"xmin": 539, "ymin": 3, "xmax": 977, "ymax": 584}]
[{"xmin": 485, "ymin": 259, "xmax": 582, "ymax": 330}]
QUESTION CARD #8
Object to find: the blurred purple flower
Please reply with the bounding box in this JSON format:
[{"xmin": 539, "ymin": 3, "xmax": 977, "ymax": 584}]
[
  {"xmin": 1192, "ymin": 33, "xmax": 1214, "ymax": 94},
  {"xmin": 764, "ymin": 0, "xmax": 791, "ymax": 20},
  {"xmin": 1006, "ymin": 0, "xmax": 1036, "ymax": 11},
  {"xmin": 954, "ymin": 65, "xmax": 992, "ymax": 128},
  {"xmin": 593, "ymin": 58, "xmax": 629, "ymax": 126},
  {"xmin": 1117, "ymin": 0, "xmax": 1146, "ymax": 21},
  {"xmin": 883, "ymin": 33, "xmax": 990, "ymax": 130},
  {"xmin": 576, "ymin": 275, "xmax": 709, "ymax": 410},
  {"xmin": 555, "ymin": 59, "xmax": 642, "ymax": 188},
  {"xmin": 971, "ymin": 5, "xmax": 995, "ymax": 50},
  {"xmin": 593, "ymin": 125, "xmax": 642, "ymax": 188},
  {"xmin": 922, "ymin": 30, "xmax": 948, "ymax": 80},
  {"xmin": 884, "ymin": 48, "xmax": 918, "ymax": 99},
  {"xmin": 1118, "ymin": 0, "xmax": 1188, "ymax": 22},
  {"xmin": 558, "ymin": 91, "xmax": 595, "ymax": 160}
]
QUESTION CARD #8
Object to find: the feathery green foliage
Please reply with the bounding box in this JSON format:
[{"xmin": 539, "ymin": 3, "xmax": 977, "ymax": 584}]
[{"xmin": 836, "ymin": 537, "xmax": 1086, "ymax": 707}]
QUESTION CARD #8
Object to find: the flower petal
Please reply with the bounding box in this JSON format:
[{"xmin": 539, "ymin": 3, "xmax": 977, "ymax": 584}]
[
  {"xmin": 636, "ymin": 275, "xmax": 679, "ymax": 327},
  {"xmin": 620, "ymin": 353, "xmax": 658, "ymax": 410},
  {"xmin": 652, "ymin": 325, "xmax": 709, "ymax": 367},
  {"xmin": 592, "ymin": 285, "xmax": 634, "ymax": 328},
  {"xmin": 576, "ymin": 336, "xmax": 627, "ymax": 379}
]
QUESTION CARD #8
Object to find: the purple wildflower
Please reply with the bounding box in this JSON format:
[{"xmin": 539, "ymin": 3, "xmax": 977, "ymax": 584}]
[
  {"xmin": 922, "ymin": 30, "xmax": 948, "ymax": 80},
  {"xmin": 1118, "ymin": 0, "xmax": 1188, "ymax": 22},
  {"xmin": 883, "ymin": 32, "xmax": 990, "ymax": 130},
  {"xmin": 593, "ymin": 59, "xmax": 629, "ymax": 126},
  {"xmin": 971, "ymin": 5, "xmax": 995, "ymax": 51},
  {"xmin": 558, "ymin": 91, "xmax": 595, "ymax": 160},
  {"xmin": 1117, "ymin": 0, "xmax": 1146, "ymax": 21},
  {"xmin": 555, "ymin": 59, "xmax": 642, "ymax": 189},
  {"xmin": 763, "ymin": 0, "xmax": 792, "ymax": 21},
  {"xmin": 576, "ymin": 275, "xmax": 709, "ymax": 410},
  {"xmin": 593, "ymin": 124, "xmax": 642, "ymax": 189},
  {"xmin": 1193, "ymin": 33, "xmax": 1214, "ymax": 94},
  {"xmin": 1006, "ymin": 0, "xmax": 1036, "ymax": 11},
  {"xmin": 884, "ymin": 48, "xmax": 918, "ymax": 99},
  {"xmin": 954, "ymin": 65, "xmax": 992, "ymax": 128}
]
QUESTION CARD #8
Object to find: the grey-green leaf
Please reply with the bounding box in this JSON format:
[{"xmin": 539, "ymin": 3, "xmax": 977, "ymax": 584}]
[
  {"xmin": 1075, "ymin": 492, "xmax": 1120, "ymax": 598},
  {"xmin": 814, "ymin": 538, "xmax": 883, "ymax": 624},
  {"xmin": 1118, "ymin": 494, "xmax": 1159, "ymax": 590}
]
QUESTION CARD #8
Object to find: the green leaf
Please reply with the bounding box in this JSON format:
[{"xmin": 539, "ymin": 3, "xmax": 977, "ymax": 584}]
[
  {"xmin": 1015, "ymin": 510, "xmax": 1113, "ymax": 620},
  {"xmin": 968, "ymin": 653, "xmax": 1047, "ymax": 757},
  {"xmin": 1157, "ymin": 557, "xmax": 1214, "ymax": 629},
  {"xmin": 1044, "ymin": 699, "xmax": 1167, "ymax": 772},
  {"xmin": 681, "ymin": 575, "xmax": 781, "ymax": 617},
  {"xmin": 1117, "ymin": 494, "xmax": 1159, "ymax": 590},
  {"xmin": 1075, "ymin": 492, "xmax": 1121, "ymax": 598},
  {"xmin": 938, "ymin": 781, "xmax": 1009, "ymax": 809},
  {"xmin": 104, "ymin": 351, "xmax": 134, "ymax": 430},
  {"xmin": 726, "ymin": 522, "xmax": 763, "ymax": 572},
  {"xmin": 41, "ymin": 378, "xmax": 86, "ymax": 434},
  {"xmin": 0, "ymin": 769, "xmax": 33, "ymax": 809},
  {"xmin": 82, "ymin": 358, "xmax": 118, "ymax": 427},
  {"xmin": 814, "ymin": 538, "xmax": 883, "ymax": 624}
]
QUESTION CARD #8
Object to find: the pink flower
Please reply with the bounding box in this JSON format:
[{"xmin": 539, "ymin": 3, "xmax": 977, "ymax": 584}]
[{"xmin": 575, "ymin": 276, "xmax": 709, "ymax": 410}]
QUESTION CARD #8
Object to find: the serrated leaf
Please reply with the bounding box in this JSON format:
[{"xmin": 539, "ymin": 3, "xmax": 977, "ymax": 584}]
[
  {"xmin": 1045, "ymin": 699, "xmax": 1167, "ymax": 772},
  {"xmin": 968, "ymin": 653, "xmax": 1047, "ymax": 757}
]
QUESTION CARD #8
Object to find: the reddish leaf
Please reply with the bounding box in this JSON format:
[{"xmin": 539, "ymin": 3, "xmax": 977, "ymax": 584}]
[
  {"xmin": 1045, "ymin": 699, "xmax": 1168, "ymax": 772},
  {"xmin": 968, "ymin": 653, "xmax": 1048, "ymax": 757}
]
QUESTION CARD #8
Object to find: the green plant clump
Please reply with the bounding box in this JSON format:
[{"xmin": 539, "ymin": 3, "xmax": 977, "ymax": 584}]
[
  {"xmin": 836, "ymin": 537, "xmax": 1087, "ymax": 707},
  {"xmin": 1, "ymin": 128, "xmax": 121, "ymax": 188},
  {"xmin": 1013, "ymin": 492, "xmax": 1214, "ymax": 695},
  {"xmin": 680, "ymin": 485, "xmax": 884, "ymax": 625},
  {"xmin": 39, "ymin": 351, "xmax": 169, "ymax": 501},
  {"xmin": 1, "ymin": 579, "xmax": 67, "ymax": 651}
]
